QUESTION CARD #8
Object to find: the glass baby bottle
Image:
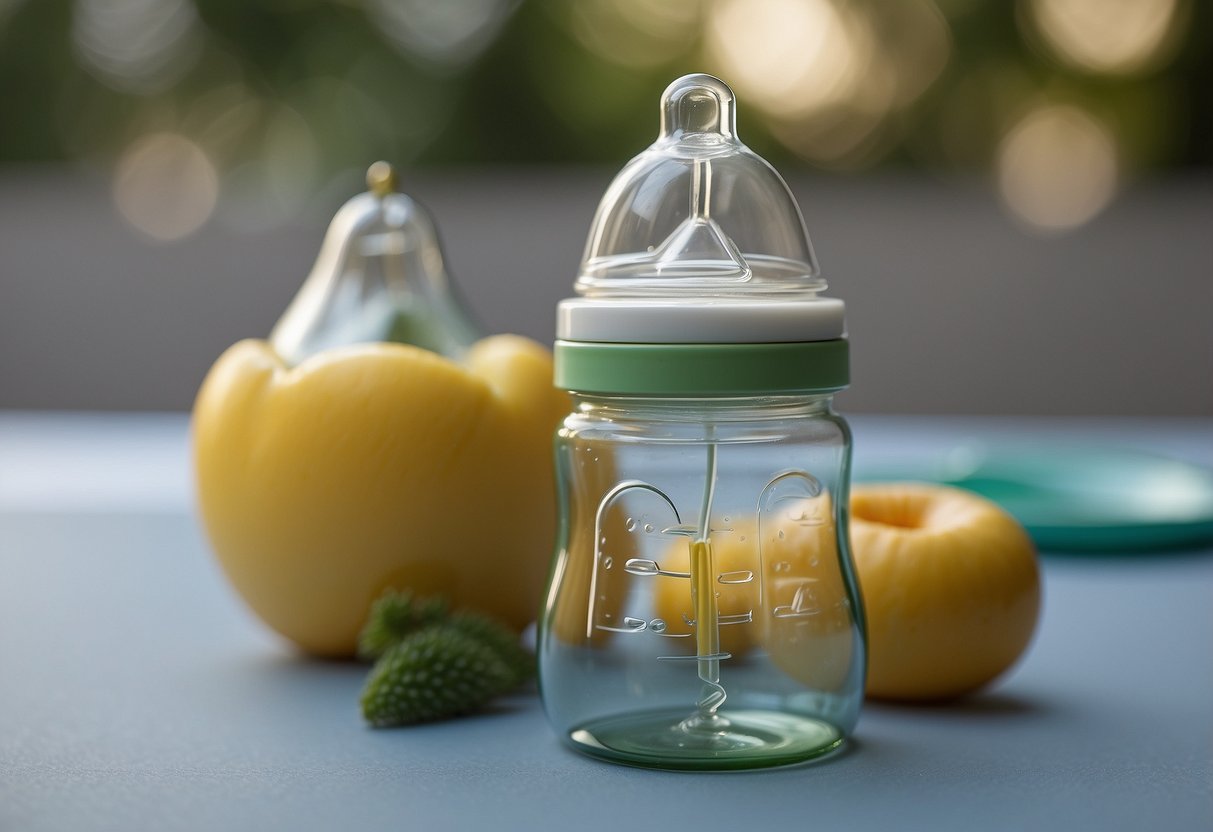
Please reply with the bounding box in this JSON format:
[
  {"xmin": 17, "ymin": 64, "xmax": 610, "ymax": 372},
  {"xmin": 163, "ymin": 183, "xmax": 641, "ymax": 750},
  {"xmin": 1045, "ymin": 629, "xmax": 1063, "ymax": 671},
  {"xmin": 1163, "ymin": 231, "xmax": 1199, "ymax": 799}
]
[{"xmin": 538, "ymin": 74, "xmax": 866, "ymax": 770}]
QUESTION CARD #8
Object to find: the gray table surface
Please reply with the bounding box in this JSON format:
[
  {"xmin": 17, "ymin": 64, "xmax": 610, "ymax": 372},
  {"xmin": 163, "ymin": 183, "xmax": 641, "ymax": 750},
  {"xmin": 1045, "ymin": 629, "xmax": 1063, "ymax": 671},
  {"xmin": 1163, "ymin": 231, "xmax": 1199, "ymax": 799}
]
[{"xmin": 2, "ymin": 413, "xmax": 1211, "ymax": 832}]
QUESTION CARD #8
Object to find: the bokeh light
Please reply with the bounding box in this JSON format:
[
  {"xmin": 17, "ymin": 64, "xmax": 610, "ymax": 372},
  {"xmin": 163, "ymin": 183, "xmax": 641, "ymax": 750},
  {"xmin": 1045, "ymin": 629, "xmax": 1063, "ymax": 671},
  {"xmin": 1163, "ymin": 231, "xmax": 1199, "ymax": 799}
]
[
  {"xmin": 877, "ymin": 0, "xmax": 953, "ymax": 108},
  {"xmin": 0, "ymin": 0, "xmax": 1202, "ymax": 240},
  {"xmin": 568, "ymin": 0, "xmax": 703, "ymax": 69},
  {"xmin": 707, "ymin": 0, "xmax": 951, "ymax": 168},
  {"xmin": 1024, "ymin": 0, "xmax": 1186, "ymax": 76},
  {"xmin": 997, "ymin": 104, "xmax": 1118, "ymax": 231},
  {"xmin": 71, "ymin": 0, "xmax": 202, "ymax": 94},
  {"xmin": 365, "ymin": 0, "xmax": 519, "ymax": 68},
  {"xmin": 112, "ymin": 132, "xmax": 218, "ymax": 241},
  {"xmin": 706, "ymin": 0, "xmax": 867, "ymax": 121},
  {"xmin": 214, "ymin": 104, "xmax": 320, "ymax": 233},
  {"xmin": 0, "ymin": 0, "xmax": 26, "ymax": 26},
  {"xmin": 183, "ymin": 83, "xmax": 263, "ymax": 162}
]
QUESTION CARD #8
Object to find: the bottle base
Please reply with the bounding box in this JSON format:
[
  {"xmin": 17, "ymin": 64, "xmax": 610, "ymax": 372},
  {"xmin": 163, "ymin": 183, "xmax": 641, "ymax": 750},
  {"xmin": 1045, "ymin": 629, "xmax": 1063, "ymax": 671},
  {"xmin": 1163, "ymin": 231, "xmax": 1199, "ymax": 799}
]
[{"xmin": 566, "ymin": 708, "xmax": 845, "ymax": 771}]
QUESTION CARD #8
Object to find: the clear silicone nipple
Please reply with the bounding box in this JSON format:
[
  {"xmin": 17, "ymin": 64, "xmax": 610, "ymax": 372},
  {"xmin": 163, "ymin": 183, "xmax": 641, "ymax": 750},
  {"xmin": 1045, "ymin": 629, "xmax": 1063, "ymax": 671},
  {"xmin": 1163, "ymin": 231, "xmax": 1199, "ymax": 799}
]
[
  {"xmin": 647, "ymin": 76, "xmax": 749, "ymax": 282},
  {"xmin": 576, "ymin": 74, "xmax": 822, "ymax": 298}
]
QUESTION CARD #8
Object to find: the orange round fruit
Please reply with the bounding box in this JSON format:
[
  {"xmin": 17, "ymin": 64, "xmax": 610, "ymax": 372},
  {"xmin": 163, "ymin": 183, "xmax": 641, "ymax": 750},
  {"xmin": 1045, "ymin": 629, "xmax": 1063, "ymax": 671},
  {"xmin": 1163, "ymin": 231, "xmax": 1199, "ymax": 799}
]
[{"xmin": 850, "ymin": 482, "xmax": 1041, "ymax": 701}]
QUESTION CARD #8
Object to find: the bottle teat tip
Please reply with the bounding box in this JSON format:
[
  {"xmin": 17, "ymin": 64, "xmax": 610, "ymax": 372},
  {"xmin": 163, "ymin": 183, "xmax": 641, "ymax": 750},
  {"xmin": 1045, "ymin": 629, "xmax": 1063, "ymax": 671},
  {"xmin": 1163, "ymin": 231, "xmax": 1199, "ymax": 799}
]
[
  {"xmin": 366, "ymin": 161, "xmax": 397, "ymax": 198},
  {"xmin": 660, "ymin": 74, "xmax": 737, "ymax": 140}
]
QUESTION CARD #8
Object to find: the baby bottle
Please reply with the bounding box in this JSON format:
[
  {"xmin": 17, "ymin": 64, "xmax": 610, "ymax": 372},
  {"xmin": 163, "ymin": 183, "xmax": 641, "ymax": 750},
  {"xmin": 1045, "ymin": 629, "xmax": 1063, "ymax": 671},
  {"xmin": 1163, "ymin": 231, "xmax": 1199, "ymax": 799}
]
[{"xmin": 538, "ymin": 75, "xmax": 865, "ymax": 770}]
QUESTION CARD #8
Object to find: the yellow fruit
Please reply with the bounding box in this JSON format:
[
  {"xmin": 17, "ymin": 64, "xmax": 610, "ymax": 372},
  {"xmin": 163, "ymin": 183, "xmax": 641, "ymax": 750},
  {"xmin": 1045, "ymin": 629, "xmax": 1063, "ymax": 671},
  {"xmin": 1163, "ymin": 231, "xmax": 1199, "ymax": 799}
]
[
  {"xmin": 850, "ymin": 482, "xmax": 1041, "ymax": 701},
  {"xmin": 651, "ymin": 495, "xmax": 857, "ymax": 692},
  {"xmin": 192, "ymin": 335, "xmax": 568, "ymax": 658},
  {"xmin": 650, "ymin": 524, "xmax": 764, "ymax": 656},
  {"xmin": 543, "ymin": 442, "xmax": 636, "ymax": 647}
]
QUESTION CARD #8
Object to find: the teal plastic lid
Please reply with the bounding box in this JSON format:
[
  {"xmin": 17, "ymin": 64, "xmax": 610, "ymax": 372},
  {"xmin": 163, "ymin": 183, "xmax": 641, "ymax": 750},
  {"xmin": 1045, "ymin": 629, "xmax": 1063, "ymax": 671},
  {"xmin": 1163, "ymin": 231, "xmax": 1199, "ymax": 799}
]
[{"xmin": 857, "ymin": 445, "xmax": 1213, "ymax": 553}]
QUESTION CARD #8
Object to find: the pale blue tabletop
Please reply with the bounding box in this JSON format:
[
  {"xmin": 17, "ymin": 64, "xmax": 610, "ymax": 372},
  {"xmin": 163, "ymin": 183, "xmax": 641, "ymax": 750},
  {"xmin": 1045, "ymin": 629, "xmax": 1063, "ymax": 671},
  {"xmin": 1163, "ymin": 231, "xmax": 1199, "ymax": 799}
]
[{"xmin": 2, "ymin": 413, "xmax": 1211, "ymax": 832}]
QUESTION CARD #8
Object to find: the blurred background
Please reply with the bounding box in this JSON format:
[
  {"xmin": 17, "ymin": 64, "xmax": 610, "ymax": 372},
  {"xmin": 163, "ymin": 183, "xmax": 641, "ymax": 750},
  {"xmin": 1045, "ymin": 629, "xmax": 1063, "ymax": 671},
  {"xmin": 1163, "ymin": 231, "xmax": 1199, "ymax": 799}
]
[{"xmin": 0, "ymin": 0, "xmax": 1209, "ymax": 415}]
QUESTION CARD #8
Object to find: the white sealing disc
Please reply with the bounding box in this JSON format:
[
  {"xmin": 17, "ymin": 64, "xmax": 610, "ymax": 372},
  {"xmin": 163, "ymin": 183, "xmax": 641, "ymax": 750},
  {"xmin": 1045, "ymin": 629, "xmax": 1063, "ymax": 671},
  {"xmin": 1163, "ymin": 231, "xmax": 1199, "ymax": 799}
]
[{"xmin": 557, "ymin": 298, "xmax": 845, "ymax": 344}]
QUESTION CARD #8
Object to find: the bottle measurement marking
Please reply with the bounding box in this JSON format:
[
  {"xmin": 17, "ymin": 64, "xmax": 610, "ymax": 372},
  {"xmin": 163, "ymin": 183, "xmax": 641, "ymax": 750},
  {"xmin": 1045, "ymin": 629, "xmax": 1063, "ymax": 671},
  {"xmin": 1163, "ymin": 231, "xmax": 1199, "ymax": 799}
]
[
  {"xmin": 586, "ymin": 479, "xmax": 681, "ymax": 639},
  {"xmin": 594, "ymin": 610, "xmax": 751, "ymax": 636},
  {"xmin": 623, "ymin": 558, "xmax": 689, "ymax": 578},
  {"xmin": 681, "ymin": 611, "xmax": 753, "ymax": 627},
  {"xmin": 772, "ymin": 583, "xmax": 824, "ymax": 619},
  {"xmin": 622, "ymin": 562, "xmax": 753, "ymax": 585},
  {"xmin": 596, "ymin": 616, "xmax": 692, "ymax": 637},
  {"xmin": 657, "ymin": 652, "xmax": 732, "ymax": 662},
  {"xmin": 717, "ymin": 570, "xmax": 753, "ymax": 584}
]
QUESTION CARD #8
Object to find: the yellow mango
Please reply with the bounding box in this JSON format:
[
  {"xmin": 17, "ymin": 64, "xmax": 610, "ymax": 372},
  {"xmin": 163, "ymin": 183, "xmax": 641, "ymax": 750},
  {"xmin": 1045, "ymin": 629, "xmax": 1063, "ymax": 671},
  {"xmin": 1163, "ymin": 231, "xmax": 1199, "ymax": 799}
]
[{"xmin": 192, "ymin": 334, "xmax": 568, "ymax": 658}]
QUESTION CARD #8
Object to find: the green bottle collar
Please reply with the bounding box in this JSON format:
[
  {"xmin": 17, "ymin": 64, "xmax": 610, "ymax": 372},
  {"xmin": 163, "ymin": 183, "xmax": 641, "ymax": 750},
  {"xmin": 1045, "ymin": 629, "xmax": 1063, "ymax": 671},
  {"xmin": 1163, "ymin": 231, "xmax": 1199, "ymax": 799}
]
[{"xmin": 554, "ymin": 339, "xmax": 848, "ymax": 396}]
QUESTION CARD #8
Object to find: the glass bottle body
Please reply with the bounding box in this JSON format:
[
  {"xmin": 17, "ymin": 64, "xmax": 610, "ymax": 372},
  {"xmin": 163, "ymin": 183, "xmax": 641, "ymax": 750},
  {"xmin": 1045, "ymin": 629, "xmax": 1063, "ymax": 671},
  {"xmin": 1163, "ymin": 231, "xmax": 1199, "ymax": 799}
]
[{"xmin": 539, "ymin": 394, "xmax": 865, "ymax": 770}]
